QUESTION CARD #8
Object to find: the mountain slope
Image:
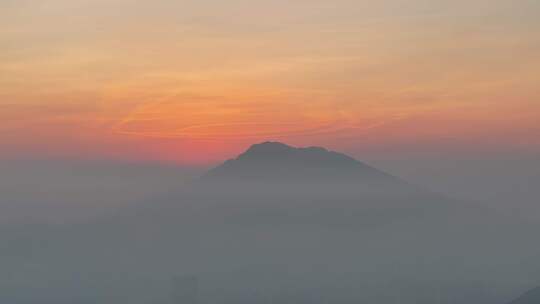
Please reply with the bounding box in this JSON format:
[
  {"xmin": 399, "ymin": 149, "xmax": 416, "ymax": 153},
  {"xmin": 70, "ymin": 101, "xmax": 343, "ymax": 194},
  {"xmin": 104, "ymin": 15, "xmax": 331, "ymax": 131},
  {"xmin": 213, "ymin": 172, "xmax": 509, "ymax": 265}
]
[
  {"xmin": 508, "ymin": 287, "xmax": 540, "ymax": 304},
  {"xmin": 199, "ymin": 142, "xmax": 423, "ymax": 199},
  {"xmin": 203, "ymin": 141, "xmax": 396, "ymax": 182}
]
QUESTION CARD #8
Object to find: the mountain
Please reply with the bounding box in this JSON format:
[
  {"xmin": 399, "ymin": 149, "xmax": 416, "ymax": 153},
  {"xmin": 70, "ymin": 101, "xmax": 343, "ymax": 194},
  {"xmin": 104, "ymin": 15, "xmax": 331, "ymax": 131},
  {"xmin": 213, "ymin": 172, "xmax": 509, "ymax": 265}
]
[
  {"xmin": 187, "ymin": 141, "xmax": 466, "ymax": 236},
  {"xmin": 200, "ymin": 142, "xmax": 419, "ymax": 197},
  {"xmin": 508, "ymin": 286, "xmax": 540, "ymax": 304},
  {"xmin": 204, "ymin": 141, "xmax": 394, "ymax": 182}
]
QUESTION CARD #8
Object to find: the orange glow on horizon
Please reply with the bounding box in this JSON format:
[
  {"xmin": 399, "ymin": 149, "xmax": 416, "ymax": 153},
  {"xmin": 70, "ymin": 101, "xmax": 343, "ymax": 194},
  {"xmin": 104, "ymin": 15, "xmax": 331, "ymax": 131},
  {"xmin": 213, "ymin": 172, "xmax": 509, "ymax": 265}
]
[{"xmin": 1, "ymin": 0, "xmax": 539, "ymax": 164}]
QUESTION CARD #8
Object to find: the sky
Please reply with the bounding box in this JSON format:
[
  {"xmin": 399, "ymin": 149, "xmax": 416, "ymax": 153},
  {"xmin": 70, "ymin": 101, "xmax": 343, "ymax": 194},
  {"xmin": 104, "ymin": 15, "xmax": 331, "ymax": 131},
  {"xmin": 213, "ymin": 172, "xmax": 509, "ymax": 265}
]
[{"xmin": 2, "ymin": 0, "xmax": 539, "ymax": 165}]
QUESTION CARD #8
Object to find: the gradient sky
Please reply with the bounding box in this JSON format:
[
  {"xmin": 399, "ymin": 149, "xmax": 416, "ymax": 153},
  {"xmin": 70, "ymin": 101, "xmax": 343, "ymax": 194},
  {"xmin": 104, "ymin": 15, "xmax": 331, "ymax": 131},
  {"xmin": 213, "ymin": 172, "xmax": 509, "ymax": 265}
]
[{"xmin": 1, "ymin": 0, "xmax": 539, "ymax": 164}]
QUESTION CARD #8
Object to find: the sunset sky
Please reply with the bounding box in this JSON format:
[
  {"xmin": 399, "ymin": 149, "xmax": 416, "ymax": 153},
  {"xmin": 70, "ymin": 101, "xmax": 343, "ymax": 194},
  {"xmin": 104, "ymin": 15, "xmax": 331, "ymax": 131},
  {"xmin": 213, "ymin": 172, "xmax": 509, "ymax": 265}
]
[{"xmin": 2, "ymin": 0, "xmax": 539, "ymax": 164}]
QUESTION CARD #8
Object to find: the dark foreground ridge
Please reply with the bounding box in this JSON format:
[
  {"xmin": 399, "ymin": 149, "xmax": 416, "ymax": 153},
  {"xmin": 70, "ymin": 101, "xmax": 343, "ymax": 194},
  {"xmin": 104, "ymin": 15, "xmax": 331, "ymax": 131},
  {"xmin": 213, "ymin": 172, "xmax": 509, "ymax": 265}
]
[{"xmin": 508, "ymin": 286, "xmax": 540, "ymax": 304}]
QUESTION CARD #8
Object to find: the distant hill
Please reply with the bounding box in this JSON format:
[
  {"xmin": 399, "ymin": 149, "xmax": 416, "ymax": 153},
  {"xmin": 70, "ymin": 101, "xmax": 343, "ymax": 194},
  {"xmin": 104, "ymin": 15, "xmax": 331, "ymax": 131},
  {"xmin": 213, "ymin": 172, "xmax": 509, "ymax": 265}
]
[
  {"xmin": 508, "ymin": 286, "xmax": 540, "ymax": 304},
  {"xmin": 200, "ymin": 142, "xmax": 421, "ymax": 197},
  {"xmin": 204, "ymin": 141, "xmax": 395, "ymax": 182}
]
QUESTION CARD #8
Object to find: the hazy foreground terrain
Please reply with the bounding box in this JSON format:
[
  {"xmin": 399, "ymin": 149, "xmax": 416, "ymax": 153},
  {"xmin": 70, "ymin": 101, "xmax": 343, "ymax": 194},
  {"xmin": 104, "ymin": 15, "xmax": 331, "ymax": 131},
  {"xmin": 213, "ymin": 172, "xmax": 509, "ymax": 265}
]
[{"xmin": 1, "ymin": 142, "xmax": 539, "ymax": 303}]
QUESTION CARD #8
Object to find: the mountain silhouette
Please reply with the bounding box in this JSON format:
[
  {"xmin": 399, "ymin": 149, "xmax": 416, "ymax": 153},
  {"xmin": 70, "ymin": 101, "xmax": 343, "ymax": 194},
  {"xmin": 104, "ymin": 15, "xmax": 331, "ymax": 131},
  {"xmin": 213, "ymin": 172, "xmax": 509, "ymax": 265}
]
[
  {"xmin": 200, "ymin": 142, "xmax": 416, "ymax": 195},
  {"xmin": 190, "ymin": 141, "xmax": 464, "ymax": 229},
  {"xmin": 205, "ymin": 141, "xmax": 392, "ymax": 179},
  {"xmin": 508, "ymin": 286, "xmax": 540, "ymax": 304}
]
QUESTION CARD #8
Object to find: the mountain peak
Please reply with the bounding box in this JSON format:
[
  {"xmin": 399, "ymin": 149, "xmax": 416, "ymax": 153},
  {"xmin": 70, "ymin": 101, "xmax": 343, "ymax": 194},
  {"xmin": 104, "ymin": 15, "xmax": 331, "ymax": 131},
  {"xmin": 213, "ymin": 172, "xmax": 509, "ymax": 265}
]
[
  {"xmin": 202, "ymin": 142, "xmax": 397, "ymax": 187},
  {"xmin": 241, "ymin": 141, "xmax": 294, "ymax": 157},
  {"xmin": 238, "ymin": 142, "xmax": 332, "ymax": 161}
]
